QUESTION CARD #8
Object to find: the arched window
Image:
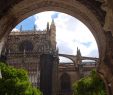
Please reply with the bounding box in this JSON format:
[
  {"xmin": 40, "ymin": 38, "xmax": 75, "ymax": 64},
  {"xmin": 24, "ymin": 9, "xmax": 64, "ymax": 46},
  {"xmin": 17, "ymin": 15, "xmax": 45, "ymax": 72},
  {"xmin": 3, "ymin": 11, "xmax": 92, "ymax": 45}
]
[
  {"xmin": 19, "ymin": 40, "xmax": 33, "ymax": 52},
  {"xmin": 60, "ymin": 73, "xmax": 71, "ymax": 92}
]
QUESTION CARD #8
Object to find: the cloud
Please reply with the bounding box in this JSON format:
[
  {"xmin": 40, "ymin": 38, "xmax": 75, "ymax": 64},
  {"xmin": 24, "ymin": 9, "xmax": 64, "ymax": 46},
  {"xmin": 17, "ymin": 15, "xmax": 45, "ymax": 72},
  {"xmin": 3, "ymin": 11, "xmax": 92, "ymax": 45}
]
[
  {"xmin": 34, "ymin": 11, "xmax": 55, "ymax": 30},
  {"xmin": 54, "ymin": 12, "xmax": 98, "ymax": 56},
  {"xmin": 51, "ymin": 12, "xmax": 59, "ymax": 19},
  {"xmin": 11, "ymin": 28, "xmax": 20, "ymax": 32},
  {"xmin": 33, "ymin": 11, "xmax": 99, "ymax": 62},
  {"xmin": 57, "ymin": 41, "xmax": 74, "ymax": 54},
  {"xmin": 80, "ymin": 42, "xmax": 92, "ymax": 48}
]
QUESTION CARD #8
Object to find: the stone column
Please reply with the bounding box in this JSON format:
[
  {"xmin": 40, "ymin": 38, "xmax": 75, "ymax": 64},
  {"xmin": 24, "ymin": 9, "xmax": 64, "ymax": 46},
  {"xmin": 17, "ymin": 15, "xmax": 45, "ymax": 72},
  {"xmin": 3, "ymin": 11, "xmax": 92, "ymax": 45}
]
[
  {"xmin": 52, "ymin": 56, "xmax": 59, "ymax": 95},
  {"xmin": 40, "ymin": 54, "xmax": 54, "ymax": 95},
  {"xmin": 98, "ymin": 32, "xmax": 113, "ymax": 95},
  {"xmin": 98, "ymin": 1, "xmax": 113, "ymax": 94}
]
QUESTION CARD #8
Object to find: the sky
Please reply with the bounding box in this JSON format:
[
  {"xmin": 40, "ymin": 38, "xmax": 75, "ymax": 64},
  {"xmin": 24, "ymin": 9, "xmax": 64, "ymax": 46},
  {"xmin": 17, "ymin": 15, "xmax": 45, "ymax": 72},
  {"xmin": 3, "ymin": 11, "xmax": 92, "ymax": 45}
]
[{"xmin": 13, "ymin": 11, "xmax": 99, "ymax": 62}]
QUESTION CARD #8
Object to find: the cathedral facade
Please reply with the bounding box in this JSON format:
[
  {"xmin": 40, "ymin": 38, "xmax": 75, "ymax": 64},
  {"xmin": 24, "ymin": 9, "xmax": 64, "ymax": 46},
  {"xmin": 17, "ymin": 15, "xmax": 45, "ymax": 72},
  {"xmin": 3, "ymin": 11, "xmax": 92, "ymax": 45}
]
[{"xmin": 2, "ymin": 20, "xmax": 57, "ymax": 87}]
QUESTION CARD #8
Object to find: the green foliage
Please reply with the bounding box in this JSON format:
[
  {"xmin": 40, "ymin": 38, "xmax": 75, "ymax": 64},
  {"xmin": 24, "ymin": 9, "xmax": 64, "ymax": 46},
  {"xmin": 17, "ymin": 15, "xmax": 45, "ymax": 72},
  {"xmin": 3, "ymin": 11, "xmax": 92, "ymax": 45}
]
[
  {"xmin": 0, "ymin": 62, "xmax": 42, "ymax": 95},
  {"xmin": 73, "ymin": 69, "xmax": 107, "ymax": 95}
]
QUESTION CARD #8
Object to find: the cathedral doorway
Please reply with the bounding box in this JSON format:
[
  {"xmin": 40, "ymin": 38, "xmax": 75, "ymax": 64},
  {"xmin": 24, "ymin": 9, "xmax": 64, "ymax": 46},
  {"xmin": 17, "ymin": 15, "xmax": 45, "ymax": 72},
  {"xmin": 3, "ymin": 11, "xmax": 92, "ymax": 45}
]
[{"xmin": 60, "ymin": 73, "xmax": 71, "ymax": 95}]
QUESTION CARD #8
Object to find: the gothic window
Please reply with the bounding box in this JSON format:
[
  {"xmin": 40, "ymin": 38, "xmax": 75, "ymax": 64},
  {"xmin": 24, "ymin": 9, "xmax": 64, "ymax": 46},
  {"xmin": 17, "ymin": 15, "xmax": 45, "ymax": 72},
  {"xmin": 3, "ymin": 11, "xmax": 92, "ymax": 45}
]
[
  {"xmin": 19, "ymin": 40, "xmax": 33, "ymax": 52},
  {"xmin": 60, "ymin": 73, "xmax": 71, "ymax": 92}
]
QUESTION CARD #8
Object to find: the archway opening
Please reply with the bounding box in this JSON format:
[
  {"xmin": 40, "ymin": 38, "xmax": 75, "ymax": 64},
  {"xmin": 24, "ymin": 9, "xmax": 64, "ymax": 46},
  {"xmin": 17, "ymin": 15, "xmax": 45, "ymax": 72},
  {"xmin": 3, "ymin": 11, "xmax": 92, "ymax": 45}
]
[
  {"xmin": 0, "ymin": 11, "xmax": 101, "ymax": 95},
  {"xmin": 12, "ymin": 11, "xmax": 99, "ymax": 58},
  {"xmin": 0, "ymin": 0, "xmax": 106, "ymax": 66},
  {"xmin": 0, "ymin": 0, "xmax": 107, "ymax": 93}
]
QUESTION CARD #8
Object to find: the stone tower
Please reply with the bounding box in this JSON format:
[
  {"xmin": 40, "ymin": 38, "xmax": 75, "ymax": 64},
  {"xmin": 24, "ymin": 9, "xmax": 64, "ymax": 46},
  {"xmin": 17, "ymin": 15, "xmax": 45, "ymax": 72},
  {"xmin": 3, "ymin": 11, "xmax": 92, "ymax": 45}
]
[{"xmin": 50, "ymin": 19, "xmax": 56, "ymax": 50}]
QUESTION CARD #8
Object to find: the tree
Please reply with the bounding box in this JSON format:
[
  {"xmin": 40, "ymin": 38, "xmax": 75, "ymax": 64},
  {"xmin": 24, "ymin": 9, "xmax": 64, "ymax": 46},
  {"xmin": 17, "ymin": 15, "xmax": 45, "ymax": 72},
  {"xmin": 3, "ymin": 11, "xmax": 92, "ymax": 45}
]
[
  {"xmin": 0, "ymin": 62, "xmax": 42, "ymax": 95},
  {"xmin": 73, "ymin": 69, "xmax": 107, "ymax": 95}
]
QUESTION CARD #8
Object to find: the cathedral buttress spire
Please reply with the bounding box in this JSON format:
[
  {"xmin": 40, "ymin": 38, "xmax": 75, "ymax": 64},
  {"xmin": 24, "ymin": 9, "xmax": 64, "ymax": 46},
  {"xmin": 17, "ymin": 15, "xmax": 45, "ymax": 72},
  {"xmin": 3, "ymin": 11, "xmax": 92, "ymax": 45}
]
[
  {"xmin": 51, "ymin": 19, "xmax": 55, "ymax": 25},
  {"xmin": 77, "ymin": 47, "xmax": 81, "ymax": 57},
  {"xmin": 76, "ymin": 47, "xmax": 82, "ymax": 64},
  {"xmin": 47, "ymin": 22, "xmax": 49, "ymax": 31}
]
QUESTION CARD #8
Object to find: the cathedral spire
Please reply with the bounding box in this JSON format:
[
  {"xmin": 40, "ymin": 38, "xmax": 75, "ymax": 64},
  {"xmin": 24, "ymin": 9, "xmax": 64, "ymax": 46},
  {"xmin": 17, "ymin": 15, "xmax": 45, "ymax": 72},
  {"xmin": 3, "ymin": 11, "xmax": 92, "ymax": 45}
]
[
  {"xmin": 20, "ymin": 25, "xmax": 23, "ymax": 32},
  {"xmin": 51, "ymin": 19, "xmax": 55, "ymax": 25},
  {"xmin": 77, "ymin": 47, "xmax": 78, "ymax": 52},
  {"xmin": 50, "ymin": 19, "xmax": 56, "ymax": 31},
  {"xmin": 77, "ymin": 47, "xmax": 81, "ymax": 57},
  {"xmin": 50, "ymin": 19, "xmax": 56, "ymax": 50},
  {"xmin": 47, "ymin": 22, "xmax": 49, "ymax": 31},
  {"xmin": 33, "ymin": 25, "xmax": 36, "ymax": 31}
]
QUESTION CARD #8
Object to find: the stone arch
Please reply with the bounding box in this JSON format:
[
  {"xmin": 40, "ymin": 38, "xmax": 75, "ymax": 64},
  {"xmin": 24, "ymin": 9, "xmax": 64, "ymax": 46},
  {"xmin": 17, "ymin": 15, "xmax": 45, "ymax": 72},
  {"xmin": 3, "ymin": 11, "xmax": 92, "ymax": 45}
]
[
  {"xmin": 59, "ymin": 55, "xmax": 75, "ymax": 63},
  {"xmin": 1, "ymin": 0, "xmax": 113, "ymax": 95},
  {"xmin": 0, "ymin": 0, "xmax": 106, "ymax": 63}
]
